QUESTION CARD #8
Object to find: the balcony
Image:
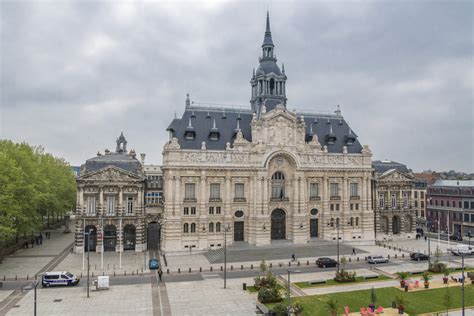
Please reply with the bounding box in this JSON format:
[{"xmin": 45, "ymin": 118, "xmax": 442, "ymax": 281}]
[
  {"xmin": 209, "ymin": 198, "xmax": 222, "ymax": 203},
  {"xmin": 183, "ymin": 198, "xmax": 197, "ymax": 203},
  {"xmin": 270, "ymin": 197, "xmax": 289, "ymax": 202},
  {"xmin": 350, "ymin": 196, "xmax": 360, "ymax": 200},
  {"xmin": 330, "ymin": 196, "xmax": 341, "ymax": 201},
  {"xmin": 309, "ymin": 196, "xmax": 321, "ymax": 201},
  {"xmin": 233, "ymin": 197, "xmax": 247, "ymax": 203}
]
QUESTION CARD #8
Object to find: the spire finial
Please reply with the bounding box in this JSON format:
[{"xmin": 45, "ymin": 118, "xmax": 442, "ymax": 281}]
[
  {"xmin": 262, "ymin": 11, "xmax": 274, "ymax": 47},
  {"xmin": 212, "ymin": 118, "xmax": 216, "ymax": 129},
  {"xmin": 188, "ymin": 117, "xmax": 192, "ymax": 128},
  {"xmin": 266, "ymin": 10, "xmax": 271, "ymax": 34},
  {"xmin": 236, "ymin": 119, "xmax": 240, "ymax": 131},
  {"xmin": 185, "ymin": 93, "xmax": 190, "ymax": 107}
]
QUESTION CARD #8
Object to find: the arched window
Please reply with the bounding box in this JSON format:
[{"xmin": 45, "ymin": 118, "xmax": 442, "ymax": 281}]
[
  {"xmin": 216, "ymin": 222, "xmax": 221, "ymax": 232},
  {"xmin": 350, "ymin": 217, "xmax": 354, "ymax": 227},
  {"xmin": 356, "ymin": 217, "xmax": 359, "ymax": 226},
  {"xmin": 271, "ymin": 172, "xmax": 285, "ymax": 199},
  {"xmin": 209, "ymin": 222, "xmax": 214, "ymax": 233},
  {"xmin": 330, "ymin": 218, "xmax": 334, "ymax": 227},
  {"xmin": 191, "ymin": 223, "xmax": 196, "ymax": 233},
  {"xmin": 183, "ymin": 223, "xmax": 189, "ymax": 233}
]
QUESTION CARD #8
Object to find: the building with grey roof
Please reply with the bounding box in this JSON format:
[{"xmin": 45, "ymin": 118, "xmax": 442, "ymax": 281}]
[{"xmin": 160, "ymin": 12, "xmax": 376, "ymax": 252}]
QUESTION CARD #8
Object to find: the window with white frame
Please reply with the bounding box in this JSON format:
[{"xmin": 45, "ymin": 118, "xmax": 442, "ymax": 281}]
[
  {"xmin": 309, "ymin": 182, "xmax": 319, "ymax": 199},
  {"xmin": 183, "ymin": 207, "xmax": 189, "ymax": 215},
  {"xmin": 215, "ymin": 222, "xmax": 221, "ymax": 232},
  {"xmin": 216, "ymin": 206, "xmax": 221, "ymax": 214},
  {"xmin": 209, "ymin": 206, "xmax": 214, "ymax": 215},
  {"xmin": 127, "ymin": 197, "xmax": 134, "ymax": 214},
  {"xmin": 271, "ymin": 172, "xmax": 285, "ymax": 198},
  {"xmin": 379, "ymin": 194, "xmax": 384, "ymax": 208},
  {"xmin": 185, "ymin": 183, "xmax": 195, "ymax": 199},
  {"xmin": 350, "ymin": 183, "xmax": 358, "ymax": 197},
  {"xmin": 190, "ymin": 223, "xmax": 196, "ymax": 233},
  {"xmin": 106, "ymin": 196, "xmax": 115, "ymax": 215},
  {"xmin": 87, "ymin": 196, "xmax": 96, "ymax": 214},
  {"xmin": 183, "ymin": 223, "xmax": 189, "ymax": 233},
  {"xmin": 234, "ymin": 183, "xmax": 245, "ymax": 198},
  {"xmin": 191, "ymin": 207, "xmax": 196, "ymax": 215},
  {"xmin": 330, "ymin": 183, "xmax": 339, "ymax": 197},
  {"xmin": 210, "ymin": 183, "xmax": 220, "ymax": 199},
  {"xmin": 391, "ymin": 193, "xmax": 396, "ymax": 208}
]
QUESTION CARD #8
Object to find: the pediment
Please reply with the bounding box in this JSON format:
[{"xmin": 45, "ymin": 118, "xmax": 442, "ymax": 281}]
[
  {"xmin": 379, "ymin": 169, "xmax": 413, "ymax": 181},
  {"xmin": 264, "ymin": 107, "xmax": 297, "ymax": 126},
  {"xmin": 78, "ymin": 166, "xmax": 143, "ymax": 182}
]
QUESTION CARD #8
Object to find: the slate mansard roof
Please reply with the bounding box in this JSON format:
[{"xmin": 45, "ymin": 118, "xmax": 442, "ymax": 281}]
[
  {"xmin": 83, "ymin": 153, "xmax": 142, "ymax": 175},
  {"xmin": 167, "ymin": 106, "xmax": 363, "ymax": 154},
  {"xmin": 372, "ymin": 160, "xmax": 410, "ymax": 174}
]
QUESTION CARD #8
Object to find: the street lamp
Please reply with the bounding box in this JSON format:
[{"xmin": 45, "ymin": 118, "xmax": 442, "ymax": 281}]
[
  {"xmin": 461, "ymin": 252, "xmax": 466, "ymax": 315},
  {"xmin": 33, "ymin": 275, "xmax": 40, "ymax": 316},
  {"xmin": 286, "ymin": 269, "xmax": 293, "ymax": 316},
  {"xmin": 85, "ymin": 228, "xmax": 93, "ymax": 298},
  {"xmin": 223, "ymin": 223, "xmax": 231, "ymax": 289},
  {"xmin": 427, "ymin": 219, "xmax": 431, "ymax": 270}
]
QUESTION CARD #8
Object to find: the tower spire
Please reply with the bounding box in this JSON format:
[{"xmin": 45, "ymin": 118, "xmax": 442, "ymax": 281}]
[{"xmin": 262, "ymin": 11, "xmax": 274, "ymax": 47}]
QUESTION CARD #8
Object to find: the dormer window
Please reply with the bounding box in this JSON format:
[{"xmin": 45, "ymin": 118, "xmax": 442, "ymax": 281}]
[
  {"xmin": 185, "ymin": 118, "xmax": 195, "ymax": 140},
  {"xmin": 305, "ymin": 125, "xmax": 314, "ymax": 142},
  {"xmin": 345, "ymin": 128, "xmax": 356, "ymax": 145},
  {"xmin": 208, "ymin": 119, "xmax": 220, "ymax": 141},
  {"xmin": 326, "ymin": 124, "xmax": 337, "ymax": 145}
]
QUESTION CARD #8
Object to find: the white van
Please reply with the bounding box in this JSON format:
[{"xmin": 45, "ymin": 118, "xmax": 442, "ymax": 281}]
[
  {"xmin": 42, "ymin": 271, "xmax": 80, "ymax": 287},
  {"xmin": 451, "ymin": 244, "xmax": 473, "ymax": 256}
]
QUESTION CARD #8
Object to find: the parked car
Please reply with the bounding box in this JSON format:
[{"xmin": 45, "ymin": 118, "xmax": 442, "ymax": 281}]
[
  {"xmin": 449, "ymin": 235, "xmax": 463, "ymax": 241},
  {"xmin": 316, "ymin": 257, "xmax": 338, "ymax": 268},
  {"xmin": 367, "ymin": 255, "xmax": 389, "ymax": 264},
  {"xmin": 410, "ymin": 253, "xmax": 430, "ymax": 261},
  {"xmin": 450, "ymin": 245, "xmax": 473, "ymax": 256},
  {"xmin": 42, "ymin": 271, "xmax": 80, "ymax": 287},
  {"xmin": 149, "ymin": 258, "xmax": 160, "ymax": 270}
]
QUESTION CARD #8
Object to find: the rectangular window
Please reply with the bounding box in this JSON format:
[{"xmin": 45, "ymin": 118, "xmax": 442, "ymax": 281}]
[
  {"xmin": 309, "ymin": 183, "xmax": 319, "ymax": 198},
  {"xmin": 435, "ymin": 200, "xmax": 438, "ymax": 206},
  {"xmin": 191, "ymin": 207, "xmax": 196, "ymax": 215},
  {"xmin": 330, "ymin": 183, "xmax": 339, "ymax": 197},
  {"xmin": 127, "ymin": 197, "xmax": 133, "ymax": 214},
  {"xmin": 441, "ymin": 200, "xmax": 444, "ymax": 207},
  {"xmin": 210, "ymin": 183, "xmax": 220, "ymax": 199},
  {"xmin": 208, "ymin": 207, "xmax": 214, "ymax": 215},
  {"xmin": 421, "ymin": 192, "xmax": 425, "ymax": 198},
  {"xmin": 458, "ymin": 201, "xmax": 462, "ymax": 208},
  {"xmin": 216, "ymin": 206, "xmax": 221, "ymax": 214},
  {"xmin": 403, "ymin": 193, "xmax": 408, "ymax": 208},
  {"xmin": 87, "ymin": 196, "xmax": 96, "ymax": 214},
  {"xmin": 184, "ymin": 207, "xmax": 189, "ymax": 215},
  {"xmin": 379, "ymin": 195, "xmax": 384, "ymax": 208},
  {"xmin": 421, "ymin": 201, "xmax": 424, "ymax": 208},
  {"xmin": 350, "ymin": 183, "xmax": 358, "ymax": 197},
  {"xmin": 355, "ymin": 203, "xmax": 359, "ymax": 210},
  {"xmin": 414, "ymin": 191, "xmax": 418, "ymax": 199},
  {"xmin": 447, "ymin": 200, "xmax": 450, "ymax": 207},
  {"xmin": 464, "ymin": 201, "xmax": 469, "ymax": 209},
  {"xmin": 336, "ymin": 204, "xmax": 340, "ymax": 211},
  {"xmin": 330, "ymin": 204, "xmax": 334, "ymax": 211},
  {"xmin": 234, "ymin": 183, "xmax": 245, "ymax": 198},
  {"xmin": 415, "ymin": 200, "xmax": 418, "ymax": 208},
  {"xmin": 185, "ymin": 183, "xmax": 195, "ymax": 199},
  {"xmin": 350, "ymin": 203, "xmax": 353, "ymax": 211},
  {"xmin": 465, "ymin": 214, "xmax": 470, "ymax": 222},
  {"xmin": 471, "ymin": 201, "xmax": 474, "ymax": 209},
  {"xmin": 391, "ymin": 194, "xmax": 396, "ymax": 208},
  {"xmin": 106, "ymin": 196, "xmax": 115, "ymax": 215}
]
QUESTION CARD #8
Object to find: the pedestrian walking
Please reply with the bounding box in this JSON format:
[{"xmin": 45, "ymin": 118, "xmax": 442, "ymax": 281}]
[
  {"xmin": 158, "ymin": 269, "xmax": 163, "ymax": 281},
  {"xmin": 24, "ymin": 240, "xmax": 28, "ymax": 249},
  {"xmin": 352, "ymin": 248, "xmax": 356, "ymax": 256},
  {"xmin": 31, "ymin": 238, "xmax": 35, "ymax": 248},
  {"xmin": 39, "ymin": 234, "xmax": 43, "ymax": 245},
  {"xmin": 424, "ymin": 236, "xmax": 427, "ymax": 242},
  {"xmin": 291, "ymin": 253, "xmax": 296, "ymax": 261}
]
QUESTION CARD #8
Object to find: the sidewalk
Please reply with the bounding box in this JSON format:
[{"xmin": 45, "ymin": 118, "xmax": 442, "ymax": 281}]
[{"xmin": 0, "ymin": 223, "xmax": 74, "ymax": 279}]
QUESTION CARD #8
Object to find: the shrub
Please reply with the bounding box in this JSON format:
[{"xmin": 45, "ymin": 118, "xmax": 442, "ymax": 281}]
[
  {"xmin": 254, "ymin": 270, "xmax": 277, "ymax": 290},
  {"xmin": 293, "ymin": 302, "xmax": 304, "ymax": 315},
  {"xmin": 429, "ymin": 262, "xmax": 447, "ymax": 273},
  {"xmin": 271, "ymin": 303, "xmax": 287, "ymax": 316},
  {"xmin": 257, "ymin": 287, "xmax": 282, "ymax": 303},
  {"xmin": 325, "ymin": 297, "xmax": 339, "ymax": 316},
  {"xmin": 334, "ymin": 270, "xmax": 356, "ymax": 282}
]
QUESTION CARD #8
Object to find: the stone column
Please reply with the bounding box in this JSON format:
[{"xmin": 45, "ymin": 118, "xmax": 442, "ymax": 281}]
[
  {"xmin": 99, "ymin": 187, "xmax": 104, "ymax": 216},
  {"xmin": 78, "ymin": 186, "xmax": 84, "ymax": 214},
  {"xmin": 263, "ymin": 177, "xmax": 268, "ymax": 215},
  {"xmin": 118, "ymin": 186, "xmax": 123, "ymax": 216},
  {"xmin": 200, "ymin": 171, "xmax": 206, "ymax": 216},
  {"xmin": 174, "ymin": 176, "xmax": 180, "ymax": 216}
]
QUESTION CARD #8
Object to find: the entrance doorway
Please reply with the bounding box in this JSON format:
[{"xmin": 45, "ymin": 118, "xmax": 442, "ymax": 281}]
[
  {"xmin": 392, "ymin": 216, "xmax": 401, "ymax": 234},
  {"xmin": 147, "ymin": 222, "xmax": 160, "ymax": 250},
  {"xmin": 123, "ymin": 224, "xmax": 136, "ymax": 250},
  {"xmin": 234, "ymin": 222, "xmax": 244, "ymax": 241},
  {"xmin": 271, "ymin": 209, "xmax": 286, "ymax": 240},
  {"xmin": 104, "ymin": 225, "xmax": 117, "ymax": 251},
  {"xmin": 84, "ymin": 225, "xmax": 97, "ymax": 252},
  {"xmin": 310, "ymin": 218, "xmax": 319, "ymax": 237}
]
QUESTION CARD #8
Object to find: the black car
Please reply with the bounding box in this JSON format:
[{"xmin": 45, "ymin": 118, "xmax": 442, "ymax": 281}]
[
  {"xmin": 410, "ymin": 253, "xmax": 429, "ymax": 261},
  {"xmin": 449, "ymin": 235, "xmax": 463, "ymax": 241},
  {"xmin": 316, "ymin": 257, "xmax": 338, "ymax": 268}
]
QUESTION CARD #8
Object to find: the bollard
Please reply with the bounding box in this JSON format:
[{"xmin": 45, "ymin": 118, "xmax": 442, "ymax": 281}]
[
  {"xmin": 221, "ymin": 266, "xmax": 223, "ymax": 271},
  {"xmin": 279, "ymin": 263, "xmax": 282, "ymax": 267},
  {"xmin": 357, "ymin": 257, "xmax": 359, "ymax": 262},
  {"xmin": 178, "ymin": 268, "xmax": 180, "ymax": 274},
  {"xmin": 297, "ymin": 261, "xmax": 300, "ymax": 266},
  {"xmin": 210, "ymin": 267, "xmax": 213, "ymax": 272},
  {"xmin": 132, "ymin": 271, "xmax": 134, "ymax": 276},
  {"xmin": 349, "ymin": 258, "xmax": 351, "ymax": 262},
  {"xmin": 114, "ymin": 271, "xmax": 116, "ymax": 277},
  {"xmin": 124, "ymin": 271, "xmax": 126, "ymax": 276},
  {"xmin": 231, "ymin": 265, "xmax": 233, "ymax": 271},
  {"xmin": 307, "ymin": 260, "xmax": 309, "ymax": 266},
  {"xmin": 167, "ymin": 269, "xmax": 169, "ymax": 274},
  {"xmin": 15, "ymin": 275, "xmax": 17, "ymax": 280},
  {"xmin": 251, "ymin": 264, "xmax": 253, "ymax": 270},
  {"xmin": 27, "ymin": 274, "xmax": 29, "ymax": 280},
  {"xmin": 395, "ymin": 254, "xmax": 397, "ymax": 259},
  {"xmin": 103, "ymin": 272, "xmax": 105, "ymax": 276},
  {"xmin": 269, "ymin": 263, "xmax": 272, "ymax": 268},
  {"xmin": 189, "ymin": 268, "xmax": 191, "ymax": 273},
  {"xmin": 241, "ymin": 265, "xmax": 243, "ymax": 270},
  {"xmin": 200, "ymin": 267, "xmax": 202, "ymax": 272}
]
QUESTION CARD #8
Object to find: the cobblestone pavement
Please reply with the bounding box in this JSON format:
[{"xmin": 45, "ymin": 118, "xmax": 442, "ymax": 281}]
[
  {"xmin": 165, "ymin": 276, "xmax": 256, "ymax": 316},
  {"xmin": 6, "ymin": 284, "xmax": 153, "ymax": 316}
]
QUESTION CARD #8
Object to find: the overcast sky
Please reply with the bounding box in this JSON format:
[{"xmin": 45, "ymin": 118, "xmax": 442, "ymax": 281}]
[{"xmin": 1, "ymin": 0, "xmax": 472, "ymax": 172}]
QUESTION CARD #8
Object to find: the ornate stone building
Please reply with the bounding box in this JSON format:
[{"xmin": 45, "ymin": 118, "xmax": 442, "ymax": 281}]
[
  {"xmin": 74, "ymin": 133, "xmax": 163, "ymax": 253},
  {"xmin": 160, "ymin": 13, "xmax": 375, "ymax": 252},
  {"xmin": 372, "ymin": 160, "xmax": 417, "ymax": 240}
]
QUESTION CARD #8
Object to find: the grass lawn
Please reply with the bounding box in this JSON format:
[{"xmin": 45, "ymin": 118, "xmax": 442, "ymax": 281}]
[
  {"xmin": 295, "ymin": 275, "xmax": 392, "ymax": 289},
  {"xmin": 266, "ymin": 285, "xmax": 474, "ymax": 316}
]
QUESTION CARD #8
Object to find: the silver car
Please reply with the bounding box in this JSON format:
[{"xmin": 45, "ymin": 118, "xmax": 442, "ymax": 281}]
[{"xmin": 367, "ymin": 255, "xmax": 389, "ymax": 264}]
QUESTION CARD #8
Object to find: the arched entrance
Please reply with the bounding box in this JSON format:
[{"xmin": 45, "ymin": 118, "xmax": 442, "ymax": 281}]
[
  {"xmin": 84, "ymin": 225, "xmax": 97, "ymax": 252},
  {"xmin": 147, "ymin": 222, "xmax": 160, "ymax": 250},
  {"xmin": 392, "ymin": 216, "xmax": 401, "ymax": 234},
  {"xmin": 381, "ymin": 216, "xmax": 389, "ymax": 234},
  {"xmin": 310, "ymin": 209, "xmax": 319, "ymax": 238},
  {"xmin": 405, "ymin": 216, "xmax": 412, "ymax": 233},
  {"xmin": 104, "ymin": 225, "xmax": 117, "ymax": 251},
  {"xmin": 271, "ymin": 209, "xmax": 286, "ymax": 240},
  {"xmin": 123, "ymin": 224, "xmax": 136, "ymax": 251}
]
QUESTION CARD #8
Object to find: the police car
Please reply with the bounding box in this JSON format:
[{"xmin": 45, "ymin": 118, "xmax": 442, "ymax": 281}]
[{"xmin": 42, "ymin": 271, "xmax": 80, "ymax": 287}]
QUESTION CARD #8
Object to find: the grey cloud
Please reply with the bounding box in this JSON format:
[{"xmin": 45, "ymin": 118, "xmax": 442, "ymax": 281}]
[{"xmin": 1, "ymin": 1, "xmax": 472, "ymax": 172}]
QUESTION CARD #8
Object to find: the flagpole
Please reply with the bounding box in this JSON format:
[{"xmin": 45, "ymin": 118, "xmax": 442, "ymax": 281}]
[
  {"xmin": 447, "ymin": 212, "xmax": 450, "ymax": 249},
  {"xmin": 437, "ymin": 218, "xmax": 440, "ymax": 250}
]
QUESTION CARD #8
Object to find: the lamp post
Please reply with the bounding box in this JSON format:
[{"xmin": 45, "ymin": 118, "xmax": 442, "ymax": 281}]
[
  {"xmin": 286, "ymin": 269, "xmax": 292, "ymax": 316},
  {"xmin": 85, "ymin": 228, "xmax": 93, "ymax": 298},
  {"xmin": 33, "ymin": 275, "xmax": 39, "ymax": 316},
  {"xmin": 336, "ymin": 223, "xmax": 340, "ymax": 274},
  {"xmin": 223, "ymin": 223, "xmax": 231, "ymax": 289},
  {"xmin": 461, "ymin": 253, "xmax": 465, "ymax": 316},
  {"xmin": 427, "ymin": 219, "xmax": 431, "ymax": 270}
]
